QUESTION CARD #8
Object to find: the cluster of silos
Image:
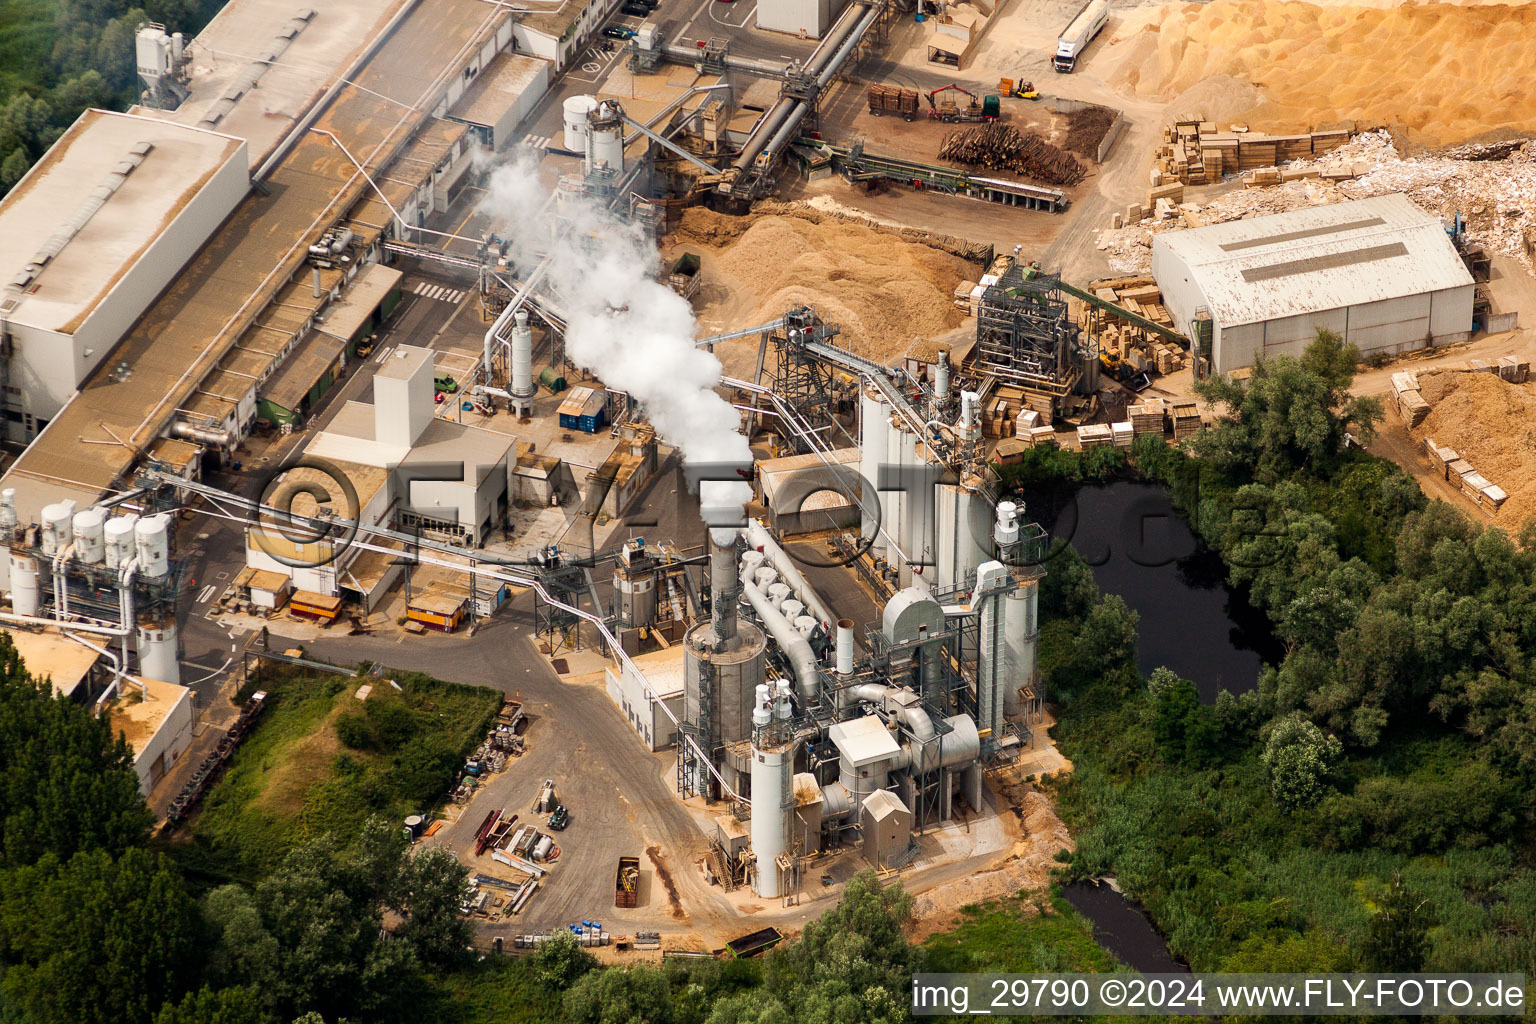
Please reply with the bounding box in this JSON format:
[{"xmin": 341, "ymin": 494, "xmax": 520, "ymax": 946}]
[{"xmin": 7, "ymin": 493, "xmax": 178, "ymax": 684}]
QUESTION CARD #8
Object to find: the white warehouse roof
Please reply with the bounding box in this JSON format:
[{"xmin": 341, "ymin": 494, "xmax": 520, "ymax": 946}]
[
  {"xmin": 0, "ymin": 109, "xmax": 245, "ymax": 335},
  {"xmin": 1152, "ymin": 194, "xmax": 1473, "ymax": 328}
]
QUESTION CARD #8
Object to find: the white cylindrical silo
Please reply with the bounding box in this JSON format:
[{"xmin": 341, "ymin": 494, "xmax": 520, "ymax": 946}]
[
  {"xmin": 753, "ymin": 566, "xmax": 778, "ymax": 591},
  {"xmin": 41, "ymin": 502, "xmax": 75, "ymax": 557},
  {"xmin": 779, "ymin": 599, "xmax": 804, "ymax": 623},
  {"xmin": 9, "ymin": 553, "xmax": 37, "ymax": 616},
  {"xmin": 750, "ymin": 686, "xmax": 792, "ymax": 899},
  {"xmin": 859, "ymin": 387, "xmax": 888, "ymax": 555},
  {"xmin": 892, "ymin": 423, "xmax": 917, "ymax": 585},
  {"xmin": 740, "ymin": 550, "xmax": 766, "ymax": 581},
  {"xmin": 1003, "ymin": 577, "xmax": 1039, "ymax": 717},
  {"xmin": 72, "ymin": 509, "xmax": 106, "ymax": 564},
  {"xmin": 134, "ymin": 514, "xmax": 170, "ymax": 577},
  {"xmin": 793, "ymin": 615, "xmax": 818, "ymax": 638},
  {"xmin": 836, "ymin": 619, "xmax": 855, "ymax": 675},
  {"xmin": 585, "ymin": 101, "xmax": 624, "ymax": 175},
  {"xmin": 136, "ymin": 617, "xmax": 179, "ymax": 684},
  {"xmin": 562, "ymin": 95, "xmax": 598, "ymax": 152},
  {"xmin": 509, "ymin": 308, "xmax": 535, "ymax": 413},
  {"xmin": 105, "ymin": 515, "xmax": 138, "ymax": 570}
]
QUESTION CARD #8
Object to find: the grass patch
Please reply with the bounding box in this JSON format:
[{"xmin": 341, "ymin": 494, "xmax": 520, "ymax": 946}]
[
  {"xmin": 924, "ymin": 888, "xmax": 1121, "ymax": 975},
  {"xmin": 422, "ymin": 957, "xmax": 566, "ymax": 1024},
  {"xmin": 167, "ymin": 665, "xmax": 499, "ymax": 887}
]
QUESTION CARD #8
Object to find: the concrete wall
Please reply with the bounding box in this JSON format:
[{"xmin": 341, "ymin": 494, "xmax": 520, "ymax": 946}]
[
  {"xmin": 605, "ymin": 661, "xmax": 681, "ymax": 751},
  {"xmin": 758, "ymin": 0, "xmax": 842, "ymax": 37}
]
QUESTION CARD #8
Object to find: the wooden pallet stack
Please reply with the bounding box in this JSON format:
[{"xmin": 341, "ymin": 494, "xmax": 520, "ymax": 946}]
[
  {"xmin": 1391, "ymin": 371, "xmax": 1430, "ymax": 427},
  {"xmin": 1127, "ymin": 398, "xmax": 1165, "ymax": 437},
  {"xmin": 1076, "ymin": 424, "xmax": 1114, "ymax": 450},
  {"xmin": 1170, "ymin": 401, "xmax": 1202, "ymax": 440},
  {"xmin": 1154, "ymin": 122, "xmax": 1353, "ymax": 186}
]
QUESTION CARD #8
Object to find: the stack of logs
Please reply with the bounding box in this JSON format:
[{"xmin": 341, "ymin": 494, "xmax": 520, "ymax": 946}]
[{"xmin": 938, "ymin": 123, "xmax": 1087, "ymax": 186}]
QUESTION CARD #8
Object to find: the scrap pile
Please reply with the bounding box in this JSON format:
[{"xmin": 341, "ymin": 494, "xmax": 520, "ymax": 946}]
[
  {"xmin": 1404, "ymin": 361, "xmax": 1534, "ymax": 518},
  {"xmin": 938, "ymin": 123, "xmax": 1087, "ymax": 186}
]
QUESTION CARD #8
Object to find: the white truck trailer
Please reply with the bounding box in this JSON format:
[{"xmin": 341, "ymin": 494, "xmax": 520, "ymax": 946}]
[{"xmin": 1054, "ymin": 0, "xmax": 1109, "ymax": 72}]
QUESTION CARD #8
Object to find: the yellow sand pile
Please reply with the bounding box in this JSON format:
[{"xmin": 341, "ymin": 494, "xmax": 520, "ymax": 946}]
[
  {"xmin": 1106, "ymin": 1, "xmax": 1536, "ymax": 145},
  {"xmin": 673, "ymin": 209, "xmax": 973, "ymax": 374},
  {"xmin": 1412, "ymin": 370, "xmax": 1536, "ymax": 530}
]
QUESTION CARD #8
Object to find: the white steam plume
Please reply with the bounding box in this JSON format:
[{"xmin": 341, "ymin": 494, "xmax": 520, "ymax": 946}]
[{"xmin": 479, "ymin": 151, "xmax": 751, "ymax": 540}]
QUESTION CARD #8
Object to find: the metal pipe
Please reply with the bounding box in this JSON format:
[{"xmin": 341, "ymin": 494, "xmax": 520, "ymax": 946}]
[
  {"xmin": 171, "ymin": 422, "xmax": 234, "ymax": 447},
  {"xmin": 75, "ymin": 632, "xmax": 132, "ymax": 706},
  {"xmin": 741, "ymin": 573, "xmax": 819, "ymax": 703},
  {"xmin": 743, "ymin": 519, "xmax": 834, "ymax": 628},
  {"xmin": 0, "ymin": 611, "xmax": 130, "ymax": 637}
]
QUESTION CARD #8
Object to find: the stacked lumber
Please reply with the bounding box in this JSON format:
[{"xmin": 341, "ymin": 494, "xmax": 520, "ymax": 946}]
[
  {"xmin": 1155, "ymin": 122, "xmax": 1354, "ymax": 186},
  {"xmin": 1024, "ymin": 425, "xmax": 1057, "ymax": 448},
  {"xmin": 1111, "ymin": 422, "xmax": 1134, "ymax": 449},
  {"xmin": 1391, "ymin": 370, "xmax": 1429, "ymax": 426},
  {"xmin": 867, "ymin": 85, "xmax": 919, "ymax": 117},
  {"xmin": 1076, "ymin": 424, "xmax": 1114, "ymax": 450},
  {"xmin": 1127, "ymin": 399, "xmax": 1165, "ymax": 436},
  {"xmin": 1498, "ymin": 355, "xmax": 1530, "ymax": 383},
  {"xmin": 1169, "ymin": 401, "xmax": 1201, "ymax": 440},
  {"xmin": 938, "ymin": 123, "xmax": 1087, "ymax": 186}
]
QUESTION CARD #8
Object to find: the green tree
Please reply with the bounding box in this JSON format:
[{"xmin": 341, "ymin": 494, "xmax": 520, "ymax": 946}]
[
  {"xmin": 0, "ymin": 634, "xmax": 152, "ymax": 868},
  {"xmin": 528, "ymin": 930, "xmax": 597, "ymax": 990},
  {"xmin": 1362, "ymin": 873, "xmax": 1430, "ymax": 972},
  {"xmin": 394, "ymin": 847, "xmax": 472, "ymax": 967},
  {"xmin": 153, "ymin": 987, "xmax": 271, "ymax": 1024},
  {"xmin": 1191, "ymin": 330, "xmax": 1382, "ymax": 482},
  {"xmin": 0, "ymin": 848, "xmax": 199, "ymax": 1024},
  {"xmin": 1073, "ymin": 594, "xmax": 1139, "ymax": 679},
  {"xmin": 1260, "ymin": 715, "xmax": 1342, "ymax": 810},
  {"xmin": 390, "ymin": 734, "xmax": 459, "ymax": 805},
  {"xmin": 564, "ymin": 965, "xmax": 674, "ymax": 1024},
  {"xmin": 0, "ymin": 148, "xmax": 30, "ymax": 189}
]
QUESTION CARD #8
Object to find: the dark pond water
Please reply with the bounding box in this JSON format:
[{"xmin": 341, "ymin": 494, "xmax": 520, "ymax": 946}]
[
  {"xmin": 1033, "ymin": 480, "xmax": 1282, "ymax": 702},
  {"xmin": 1062, "ymin": 881, "xmax": 1186, "ymax": 974}
]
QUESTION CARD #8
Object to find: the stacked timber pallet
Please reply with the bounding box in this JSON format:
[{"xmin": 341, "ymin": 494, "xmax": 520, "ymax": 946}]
[
  {"xmin": 1023, "ymin": 425, "xmax": 1057, "ymax": 448},
  {"xmin": 1127, "ymin": 398, "xmax": 1165, "ymax": 436},
  {"xmin": 1169, "ymin": 401, "xmax": 1202, "ymax": 441},
  {"xmin": 1498, "ymin": 355, "xmax": 1531, "ymax": 382},
  {"xmin": 1081, "ymin": 275, "xmax": 1185, "ymax": 379},
  {"xmin": 1152, "ymin": 120, "xmax": 1351, "ymax": 187},
  {"xmin": 1425, "ymin": 437, "xmax": 1509, "ymax": 515},
  {"xmin": 867, "ymin": 84, "xmax": 919, "ymax": 120},
  {"xmin": 1076, "ymin": 424, "xmax": 1114, "ymax": 450},
  {"xmin": 1391, "ymin": 371, "xmax": 1430, "ymax": 427},
  {"xmin": 938, "ymin": 123, "xmax": 1088, "ymax": 186},
  {"xmin": 1111, "ymin": 422, "xmax": 1134, "ymax": 449}
]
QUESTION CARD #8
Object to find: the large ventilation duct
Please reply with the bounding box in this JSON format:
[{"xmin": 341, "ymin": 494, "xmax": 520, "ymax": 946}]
[
  {"xmin": 835, "ymin": 619, "xmax": 855, "ymax": 676},
  {"xmin": 509, "ymin": 308, "xmax": 535, "ymax": 417},
  {"xmin": 741, "ymin": 569, "xmax": 819, "ymax": 703},
  {"xmin": 170, "ymin": 422, "xmax": 234, "ymax": 447},
  {"xmin": 743, "ymin": 520, "xmax": 834, "ymax": 629}
]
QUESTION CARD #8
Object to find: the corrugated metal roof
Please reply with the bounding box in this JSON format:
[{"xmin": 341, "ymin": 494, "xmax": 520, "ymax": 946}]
[{"xmin": 1153, "ymin": 194, "xmax": 1474, "ymax": 328}]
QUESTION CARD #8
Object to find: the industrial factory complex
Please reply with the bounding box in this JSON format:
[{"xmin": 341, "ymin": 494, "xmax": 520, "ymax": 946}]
[{"xmin": 0, "ymin": 0, "xmax": 1526, "ymax": 952}]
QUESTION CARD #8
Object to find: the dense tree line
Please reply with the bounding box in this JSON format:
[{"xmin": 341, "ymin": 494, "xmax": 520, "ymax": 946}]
[
  {"xmin": 0, "ymin": 638, "xmax": 476, "ymax": 1024},
  {"xmin": 0, "ymin": 0, "xmax": 225, "ymax": 191},
  {"xmin": 1021, "ymin": 331, "xmax": 1536, "ymax": 974}
]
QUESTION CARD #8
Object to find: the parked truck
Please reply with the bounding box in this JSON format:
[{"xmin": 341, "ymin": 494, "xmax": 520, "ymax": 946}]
[
  {"xmin": 615, "ymin": 856, "xmax": 640, "ymax": 908},
  {"xmin": 867, "ymin": 84, "xmax": 919, "ymax": 121},
  {"xmin": 668, "ymin": 252, "xmax": 701, "ymax": 302},
  {"xmin": 1054, "ymin": 0, "xmax": 1108, "ymax": 72}
]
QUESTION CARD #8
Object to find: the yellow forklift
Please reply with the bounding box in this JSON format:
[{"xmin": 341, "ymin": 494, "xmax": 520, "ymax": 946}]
[{"xmin": 998, "ymin": 77, "xmax": 1041, "ymax": 100}]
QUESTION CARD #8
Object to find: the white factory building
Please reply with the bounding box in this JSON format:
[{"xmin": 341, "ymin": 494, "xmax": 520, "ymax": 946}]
[
  {"xmin": 758, "ymin": 0, "xmax": 849, "ymax": 37},
  {"xmin": 0, "ymin": 110, "xmax": 248, "ymax": 442},
  {"xmin": 1151, "ymin": 194, "xmax": 1475, "ymax": 375}
]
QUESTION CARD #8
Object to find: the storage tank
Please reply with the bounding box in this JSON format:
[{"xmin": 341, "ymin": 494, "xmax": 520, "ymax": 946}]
[
  {"xmin": 8, "ymin": 553, "xmax": 37, "ymax": 616},
  {"xmin": 41, "ymin": 501, "xmax": 76, "ymax": 557},
  {"xmin": 0, "ymin": 488, "xmax": 17, "ymax": 538},
  {"xmin": 72, "ymin": 509, "xmax": 106, "ymax": 564},
  {"xmin": 532, "ymin": 835, "xmax": 554, "ymax": 861},
  {"xmin": 584, "ymin": 100, "xmax": 624, "ymax": 175},
  {"xmin": 134, "ymin": 515, "xmax": 171, "ymax": 577},
  {"xmin": 750, "ymin": 685, "xmax": 793, "ymax": 899},
  {"xmin": 740, "ymin": 550, "xmax": 765, "ymax": 580},
  {"xmin": 753, "ymin": 566, "xmax": 777, "ymax": 591},
  {"xmin": 859, "ymin": 388, "xmax": 889, "ymax": 555},
  {"xmin": 562, "ymin": 95, "xmax": 598, "ymax": 151},
  {"xmin": 104, "ymin": 515, "xmax": 138, "ymax": 570},
  {"xmin": 509, "ymin": 308, "xmax": 536, "ymax": 416},
  {"xmin": 682, "ymin": 618, "xmax": 767, "ymax": 797},
  {"xmin": 1003, "ymin": 577, "xmax": 1039, "ymax": 717},
  {"xmin": 780, "ymin": 598, "xmax": 804, "ymax": 623},
  {"xmin": 136, "ymin": 616, "xmax": 179, "ymax": 684},
  {"xmin": 793, "ymin": 615, "xmax": 818, "ymax": 638},
  {"xmin": 766, "ymin": 582, "xmax": 791, "ymax": 612}
]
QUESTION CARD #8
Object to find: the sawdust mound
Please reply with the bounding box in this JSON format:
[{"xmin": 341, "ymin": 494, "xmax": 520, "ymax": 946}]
[
  {"xmin": 1106, "ymin": 1, "xmax": 1536, "ymax": 145},
  {"xmin": 678, "ymin": 209, "xmax": 973, "ymax": 364},
  {"xmin": 1411, "ymin": 371, "xmax": 1536, "ymax": 531}
]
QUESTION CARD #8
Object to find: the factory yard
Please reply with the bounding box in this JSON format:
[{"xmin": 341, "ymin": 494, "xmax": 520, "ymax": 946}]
[{"xmin": 1, "ymin": 0, "xmax": 1536, "ymax": 1012}]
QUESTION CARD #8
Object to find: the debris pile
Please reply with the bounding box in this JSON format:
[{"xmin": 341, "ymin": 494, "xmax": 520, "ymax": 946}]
[
  {"xmin": 1063, "ymin": 106, "xmax": 1118, "ymax": 159},
  {"xmin": 1094, "ymin": 131, "xmax": 1536, "ymax": 275},
  {"xmin": 938, "ymin": 123, "xmax": 1087, "ymax": 186}
]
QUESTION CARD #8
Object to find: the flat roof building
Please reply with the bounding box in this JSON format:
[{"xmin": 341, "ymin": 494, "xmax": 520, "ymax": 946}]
[
  {"xmin": 0, "ymin": 110, "xmax": 247, "ymax": 441},
  {"xmin": 105, "ymin": 676, "xmax": 194, "ymax": 795},
  {"xmin": 1152, "ymin": 194, "xmax": 1476, "ymax": 374}
]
